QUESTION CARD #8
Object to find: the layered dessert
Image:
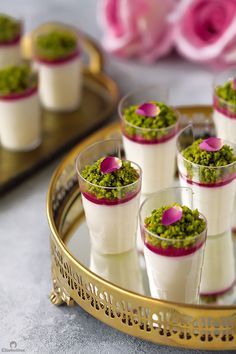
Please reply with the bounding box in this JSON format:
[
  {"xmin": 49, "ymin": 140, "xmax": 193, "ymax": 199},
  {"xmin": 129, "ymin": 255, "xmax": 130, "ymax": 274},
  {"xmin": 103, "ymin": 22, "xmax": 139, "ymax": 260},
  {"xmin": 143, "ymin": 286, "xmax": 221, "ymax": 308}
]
[
  {"xmin": 141, "ymin": 201, "xmax": 207, "ymax": 303},
  {"xmin": 34, "ymin": 28, "xmax": 81, "ymax": 111},
  {"xmin": 213, "ymin": 76, "xmax": 236, "ymax": 233},
  {"xmin": 120, "ymin": 99, "xmax": 179, "ymax": 195},
  {"xmin": 178, "ymin": 135, "xmax": 236, "ymax": 235},
  {"xmin": 177, "ymin": 130, "xmax": 236, "ymax": 295},
  {"xmin": 76, "ymin": 148, "xmax": 142, "ymax": 254},
  {"xmin": 0, "ymin": 14, "xmax": 21, "ymax": 68},
  {"xmin": 0, "ymin": 64, "xmax": 41, "ymax": 151},
  {"xmin": 213, "ymin": 77, "xmax": 236, "ymax": 142}
]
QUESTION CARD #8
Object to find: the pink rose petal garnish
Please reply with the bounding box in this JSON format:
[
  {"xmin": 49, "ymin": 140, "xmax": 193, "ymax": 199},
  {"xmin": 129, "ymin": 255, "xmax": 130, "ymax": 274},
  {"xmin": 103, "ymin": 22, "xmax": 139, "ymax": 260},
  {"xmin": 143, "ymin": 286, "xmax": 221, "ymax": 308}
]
[
  {"xmin": 199, "ymin": 137, "xmax": 223, "ymax": 152},
  {"xmin": 162, "ymin": 206, "xmax": 183, "ymax": 227},
  {"xmin": 100, "ymin": 156, "xmax": 122, "ymax": 174},
  {"xmin": 232, "ymin": 78, "xmax": 236, "ymax": 90},
  {"xmin": 136, "ymin": 102, "xmax": 160, "ymax": 117}
]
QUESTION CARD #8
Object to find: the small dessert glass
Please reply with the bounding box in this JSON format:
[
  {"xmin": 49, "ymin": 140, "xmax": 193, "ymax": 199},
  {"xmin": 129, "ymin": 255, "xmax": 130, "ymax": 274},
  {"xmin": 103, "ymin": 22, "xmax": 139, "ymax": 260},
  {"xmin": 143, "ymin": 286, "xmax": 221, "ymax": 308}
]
[
  {"xmin": 119, "ymin": 85, "xmax": 179, "ymax": 196},
  {"xmin": 177, "ymin": 125, "xmax": 236, "ymax": 295},
  {"xmin": 213, "ymin": 70, "xmax": 236, "ymax": 238},
  {"xmin": 75, "ymin": 138, "xmax": 142, "ymax": 255},
  {"xmin": 139, "ymin": 187, "xmax": 207, "ymax": 304},
  {"xmin": 33, "ymin": 22, "xmax": 82, "ymax": 112},
  {"xmin": 213, "ymin": 69, "xmax": 236, "ymax": 142},
  {"xmin": 0, "ymin": 73, "xmax": 41, "ymax": 151},
  {"xmin": 0, "ymin": 15, "xmax": 22, "ymax": 68}
]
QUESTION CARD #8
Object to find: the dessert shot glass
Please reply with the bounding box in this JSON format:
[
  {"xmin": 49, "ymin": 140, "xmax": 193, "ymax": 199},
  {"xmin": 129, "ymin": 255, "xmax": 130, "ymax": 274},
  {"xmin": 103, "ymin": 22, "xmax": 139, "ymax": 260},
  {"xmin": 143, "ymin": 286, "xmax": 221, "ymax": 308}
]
[
  {"xmin": 0, "ymin": 14, "xmax": 22, "ymax": 68},
  {"xmin": 76, "ymin": 138, "xmax": 142, "ymax": 255},
  {"xmin": 33, "ymin": 22, "xmax": 82, "ymax": 112},
  {"xmin": 0, "ymin": 66, "xmax": 41, "ymax": 151},
  {"xmin": 177, "ymin": 125, "xmax": 236, "ymax": 236},
  {"xmin": 213, "ymin": 70, "xmax": 236, "ymax": 237},
  {"xmin": 177, "ymin": 125, "xmax": 236, "ymax": 295},
  {"xmin": 139, "ymin": 187, "xmax": 207, "ymax": 304},
  {"xmin": 119, "ymin": 85, "xmax": 179, "ymax": 196},
  {"xmin": 213, "ymin": 69, "xmax": 236, "ymax": 143}
]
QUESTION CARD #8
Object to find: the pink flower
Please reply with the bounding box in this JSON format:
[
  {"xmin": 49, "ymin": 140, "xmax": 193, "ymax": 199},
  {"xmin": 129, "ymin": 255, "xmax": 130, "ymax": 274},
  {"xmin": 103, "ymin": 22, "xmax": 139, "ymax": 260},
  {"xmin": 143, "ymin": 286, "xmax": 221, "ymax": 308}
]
[
  {"xmin": 174, "ymin": 0, "xmax": 236, "ymax": 66},
  {"xmin": 98, "ymin": 0, "xmax": 176, "ymax": 62}
]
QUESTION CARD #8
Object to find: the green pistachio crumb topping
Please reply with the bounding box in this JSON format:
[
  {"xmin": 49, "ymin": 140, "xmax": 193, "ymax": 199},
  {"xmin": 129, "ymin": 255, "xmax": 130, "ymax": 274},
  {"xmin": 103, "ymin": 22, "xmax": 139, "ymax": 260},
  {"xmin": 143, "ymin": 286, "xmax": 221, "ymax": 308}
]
[
  {"xmin": 35, "ymin": 31, "xmax": 77, "ymax": 60},
  {"xmin": 145, "ymin": 204, "xmax": 206, "ymax": 249},
  {"xmin": 123, "ymin": 101, "xmax": 178, "ymax": 141},
  {"xmin": 216, "ymin": 80, "xmax": 236, "ymax": 107},
  {"xmin": 182, "ymin": 139, "xmax": 236, "ymax": 183},
  {"xmin": 0, "ymin": 65, "xmax": 37, "ymax": 96},
  {"xmin": 81, "ymin": 158, "xmax": 139, "ymax": 200},
  {"xmin": 0, "ymin": 14, "xmax": 20, "ymax": 43}
]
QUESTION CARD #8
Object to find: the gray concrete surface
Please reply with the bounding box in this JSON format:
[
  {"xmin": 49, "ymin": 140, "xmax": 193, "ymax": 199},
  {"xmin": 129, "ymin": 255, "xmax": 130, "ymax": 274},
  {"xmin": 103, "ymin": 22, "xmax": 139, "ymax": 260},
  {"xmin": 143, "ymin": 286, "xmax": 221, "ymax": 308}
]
[{"xmin": 1, "ymin": 0, "xmax": 235, "ymax": 353}]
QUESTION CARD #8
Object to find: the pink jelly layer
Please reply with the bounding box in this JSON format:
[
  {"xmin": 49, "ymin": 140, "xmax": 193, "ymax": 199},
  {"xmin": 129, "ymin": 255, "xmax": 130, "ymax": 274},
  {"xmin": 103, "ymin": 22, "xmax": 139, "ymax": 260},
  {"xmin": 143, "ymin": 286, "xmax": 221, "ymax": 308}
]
[
  {"xmin": 35, "ymin": 49, "xmax": 80, "ymax": 65},
  {"xmin": 214, "ymin": 95, "xmax": 236, "ymax": 119},
  {"xmin": 179, "ymin": 171, "xmax": 236, "ymax": 188},
  {"xmin": 144, "ymin": 238, "xmax": 205, "ymax": 257},
  {"xmin": 82, "ymin": 188, "xmax": 140, "ymax": 206},
  {"xmin": 121, "ymin": 124, "xmax": 179, "ymax": 145},
  {"xmin": 0, "ymin": 33, "xmax": 21, "ymax": 46},
  {"xmin": 0, "ymin": 85, "xmax": 38, "ymax": 101},
  {"xmin": 200, "ymin": 279, "xmax": 236, "ymax": 296}
]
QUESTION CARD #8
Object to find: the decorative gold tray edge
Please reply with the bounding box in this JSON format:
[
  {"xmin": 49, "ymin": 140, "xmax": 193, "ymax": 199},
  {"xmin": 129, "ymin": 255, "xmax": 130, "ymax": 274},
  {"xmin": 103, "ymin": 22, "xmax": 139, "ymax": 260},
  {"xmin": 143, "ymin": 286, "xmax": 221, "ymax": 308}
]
[{"xmin": 47, "ymin": 105, "xmax": 236, "ymax": 350}]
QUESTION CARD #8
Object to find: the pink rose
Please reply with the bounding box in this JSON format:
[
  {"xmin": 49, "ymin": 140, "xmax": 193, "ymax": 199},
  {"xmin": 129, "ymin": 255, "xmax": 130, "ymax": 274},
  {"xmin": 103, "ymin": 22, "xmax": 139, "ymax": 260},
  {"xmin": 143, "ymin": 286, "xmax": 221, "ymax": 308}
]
[
  {"xmin": 174, "ymin": 0, "xmax": 236, "ymax": 66},
  {"xmin": 98, "ymin": 0, "xmax": 176, "ymax": 62}
]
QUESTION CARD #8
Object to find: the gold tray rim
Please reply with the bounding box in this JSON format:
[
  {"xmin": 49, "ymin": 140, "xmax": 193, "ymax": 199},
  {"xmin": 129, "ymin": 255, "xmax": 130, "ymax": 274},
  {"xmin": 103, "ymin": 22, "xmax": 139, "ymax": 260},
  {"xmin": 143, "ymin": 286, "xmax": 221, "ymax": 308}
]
[
  {"xmin": 48, "ymin": 105, "xmax": 235, "ymax": 311},
  {"xmin": 47, "ymin": 106, "xmax": 236, "ymax": 350}
]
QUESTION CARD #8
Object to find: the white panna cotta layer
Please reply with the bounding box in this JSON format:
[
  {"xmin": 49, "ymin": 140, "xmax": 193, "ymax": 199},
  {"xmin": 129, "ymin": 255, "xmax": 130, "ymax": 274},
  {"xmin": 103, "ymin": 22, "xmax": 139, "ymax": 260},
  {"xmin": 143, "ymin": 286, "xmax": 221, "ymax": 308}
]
[
  {"xmin": 200, "ymin": 230, "xmax": 235, "ymax": 295},
  {"xmin": 213, "ymin": 109, "xmax": 236, "ymax": 143},
  {"xmin": 180, "ymin": 177, "xmax": 236, "ymax": 236},
  {"xmin": 144, "ymin": 245, "xmax": 204, "ymax": 303},
  {"xmin": 38, "ymin": 56, "xmax": 82, "ymax": 111},
  {"xmin": 0, "ymin": 90, "xmax": 41, "ymax": 151},
  {"xmin": 82, "ymin": 192, "xmax": 140, "ymax": 255},
  {"xmin": 0, "ymin": 43, "xmax": 21, "ymax": 68},
  {"xmin": 123, "ymin": 135, "xmax": 177, "ymax": 195},
  {"xmin": 213, "ymin": 109, "xmax": 236, "ymax": 231}
]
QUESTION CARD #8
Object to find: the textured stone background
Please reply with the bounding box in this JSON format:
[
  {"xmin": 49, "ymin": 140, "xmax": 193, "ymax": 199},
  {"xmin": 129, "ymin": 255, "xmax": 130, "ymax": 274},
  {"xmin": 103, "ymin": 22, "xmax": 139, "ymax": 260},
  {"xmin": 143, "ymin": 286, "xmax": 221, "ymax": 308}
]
[{"xmin": 0, "ymin": 1, "xmax": 235, "ymax": 353}]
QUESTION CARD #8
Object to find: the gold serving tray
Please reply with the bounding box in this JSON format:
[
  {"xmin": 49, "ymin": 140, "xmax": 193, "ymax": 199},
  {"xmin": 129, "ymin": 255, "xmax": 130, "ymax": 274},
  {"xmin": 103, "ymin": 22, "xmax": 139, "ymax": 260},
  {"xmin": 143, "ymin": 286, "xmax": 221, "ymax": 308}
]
[
  {"xmin": 0, "ymin": 31, "xmax": 119, "ymax": 194},
  {"xmin": 47, "ymin": 106, "xmax": 236, "ymax": 351}
]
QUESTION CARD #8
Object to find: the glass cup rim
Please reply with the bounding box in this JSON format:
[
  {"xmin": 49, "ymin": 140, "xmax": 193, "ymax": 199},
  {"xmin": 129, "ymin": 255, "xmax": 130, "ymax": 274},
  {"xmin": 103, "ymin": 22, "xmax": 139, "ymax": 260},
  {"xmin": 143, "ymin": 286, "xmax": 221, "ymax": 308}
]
[
  {"xmin": 213, "ymin": 70, "xmax": 236, "ymax": 108},
  {"xmin": 75, "ymin": 138, "xmax": 142, "ymax": 190},
  {"xmin": 118, "ymin": 85, "xmax": 179, "ymax": 133},
  {"xmin": 139, "ymin": 186, "xmax": 207, "ymax": 244},
  {"xmin": 214, "ymin": 88, "xmax": 236, "ymax": 109},
  {"xmin": 176, "ymin": 124, "xmax": 236, "ymax": 170}
]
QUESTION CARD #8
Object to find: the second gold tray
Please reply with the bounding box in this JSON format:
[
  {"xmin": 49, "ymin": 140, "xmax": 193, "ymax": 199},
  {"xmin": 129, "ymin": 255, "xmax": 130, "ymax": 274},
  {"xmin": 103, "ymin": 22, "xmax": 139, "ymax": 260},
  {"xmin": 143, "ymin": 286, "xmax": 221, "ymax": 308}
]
[{"xmin": 0, "ymin": 31, "xmax": 119, "ymax": 194}]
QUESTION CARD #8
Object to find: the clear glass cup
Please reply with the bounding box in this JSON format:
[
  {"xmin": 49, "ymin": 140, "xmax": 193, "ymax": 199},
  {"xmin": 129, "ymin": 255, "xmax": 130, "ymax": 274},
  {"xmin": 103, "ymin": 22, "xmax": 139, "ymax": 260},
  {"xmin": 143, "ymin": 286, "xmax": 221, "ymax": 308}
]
[
  {"xmin": 75, "ymin": 138, "xmax": 142, "ymax": 255},
  {"xmin": 0, "ymin": 15, "xmax": 22, "ymax": 68},
  {"xmin": 118, "ymin": 85, "xmax": 179, "ymax": 195},
  {"xmin": 177, "ymin": 125, "xmax": 236, "ymax": 296},
  {"xmin": 33, "ymin": 22, "xmax": 82, "ymax": 112},
  {"xmin": 213, "ymin": 70, "xmax": 236, "ymax": 236},
  {"xmin": 177, "ymin": 125, "xmax": 236, "ymax": 235},
  {"xmin": 0, "ymin": 72, "xmax": 41, "ymax": 151},
  {"xmin": 213, "ymin": 70, "xmax": 236, "ymax": 141},
  {"xmin": 139, "ymin": 187, "xmax": 207, "ymax": 304}
]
